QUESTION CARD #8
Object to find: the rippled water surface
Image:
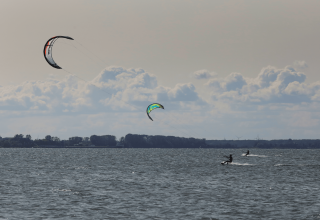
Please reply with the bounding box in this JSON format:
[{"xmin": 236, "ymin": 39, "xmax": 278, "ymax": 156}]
[{"xmin": 0, "ymin": 148, "xmax": 320, "ymax": 219}]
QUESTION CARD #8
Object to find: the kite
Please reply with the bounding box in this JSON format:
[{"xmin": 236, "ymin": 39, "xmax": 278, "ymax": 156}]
[
  {"xmin": 146, "ymin": 103, "xmax": 164, "ymax": 121},
  {"xmin": 43, "ymin": 36, "xmax": 74, "ymax": 69}
]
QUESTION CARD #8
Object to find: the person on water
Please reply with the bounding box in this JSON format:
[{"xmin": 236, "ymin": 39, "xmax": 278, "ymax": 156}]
[
  {"xmin": 245, "ymin": 150, "xmax": 249, "ymax": 156},
  {"xmin": 223, "ymin": 154, "xmax": 233, "ymax": 164}
]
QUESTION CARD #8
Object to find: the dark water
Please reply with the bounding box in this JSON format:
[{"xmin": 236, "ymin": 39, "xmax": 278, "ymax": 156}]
[{"xmin": 0, "ymin": 148, "xmax": 319, "ymax": 219}]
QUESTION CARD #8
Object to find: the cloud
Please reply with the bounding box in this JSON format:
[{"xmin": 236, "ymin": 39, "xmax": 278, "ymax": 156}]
[
  {"xmin": 0, "ymin": 66, "xmax": 203, "ymax": 115},
  {"xmin": 293, "ymin": 60, "xmax": 308, "ymax": 69},
  {"xmin": 191, "ymin": 69, "xmax": 217, "ymax": 79},
  {"xmin": 162, "ymin": 83, "xmax": 199, "ymax": 101},
  {"xmin": 2, "ymin": 64, "xmax": 320, "ymax": 140},
  {"xmin": 206, "ymin": 65, "xmax": 313, "ymax": 104}
]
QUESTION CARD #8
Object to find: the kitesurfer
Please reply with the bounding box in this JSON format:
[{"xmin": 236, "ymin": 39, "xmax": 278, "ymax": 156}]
[
  {"xmin": 245, "ymin": 150, "xmax": 249, "ymax": 156},
  {"xmin": 222, "ymin": 154, "xmax": 233, "ymax": 164}
]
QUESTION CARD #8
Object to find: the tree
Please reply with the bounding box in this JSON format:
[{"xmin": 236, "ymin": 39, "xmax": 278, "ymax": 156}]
[
  {"xmin": 119, "ymin": 137, "xmax": 125, "ymax": 144},
  {"xmin": 14, "ymin": 134, "xmax": 24, "ymax": 140},
  {"xmin": 52, "ymin": 137, "xmax": 60, "ymax": 142},
  {"xmin": 26, "ymin": 134, "xmax": 31, "ymax": 140},
  {"xmin": 3, "ymin": 141, "xmax": 11, "ymax": 148},
  {"xmin": 69, "ymin": 136, "xmax": 82, "ymax": 145},
  {"xmin": 45, "ymin": 135, "xmax": 52, "ymax": 141},
  {"xmin": 90, "ymin": 135, "xmax": 117, "ymax": 146}
]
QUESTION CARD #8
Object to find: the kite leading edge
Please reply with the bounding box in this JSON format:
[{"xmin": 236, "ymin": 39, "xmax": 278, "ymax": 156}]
[
  {"xmin": 146, "ymin": 103, "xmax": 164, "ymax": 121},
  {"xmin": 43, "ymin": 36, "xmax": 74, "ymax": 69}
]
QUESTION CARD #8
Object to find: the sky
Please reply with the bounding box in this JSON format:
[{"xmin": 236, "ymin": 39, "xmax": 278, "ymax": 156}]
[{"xmin": 1, "ymin": 0, "xmax": 320, "ymax": 140}]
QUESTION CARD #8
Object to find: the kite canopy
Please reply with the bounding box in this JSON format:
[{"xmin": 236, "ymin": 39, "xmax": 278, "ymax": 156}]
[
  {"xmin": 43, "ymin": 36, "xmax": 74, "ymax": 69},
  {"xmin": 146, "ymin": 103, "xmax": 164, "ymax": 121}
]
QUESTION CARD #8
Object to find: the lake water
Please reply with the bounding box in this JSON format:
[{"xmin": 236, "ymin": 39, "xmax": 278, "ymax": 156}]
[{"xmin": 0, "ymin": 148, "xmax": 319, "ymax": 219}]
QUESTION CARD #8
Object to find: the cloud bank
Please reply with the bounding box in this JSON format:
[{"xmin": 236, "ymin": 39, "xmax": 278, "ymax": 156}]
[
  {"xmin": 0, "ymin": 66, "xmax": 203, "ymax": 115},
  {"xmin": 1, "ymin": 64, "xmax": 320, "ymax": 140},
  {"xmin": 205, "ymin": 65, "xmax": 319, "ymax": 105}
]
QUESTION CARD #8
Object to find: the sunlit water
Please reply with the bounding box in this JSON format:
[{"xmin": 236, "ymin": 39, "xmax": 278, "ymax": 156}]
[{"xmin": 0, "ymin": 148, "xmax": 319, "ymax": 219}]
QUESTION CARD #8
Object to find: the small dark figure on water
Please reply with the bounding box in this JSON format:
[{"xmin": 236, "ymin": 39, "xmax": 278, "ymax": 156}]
[
  {"xmin": 245, "ymin": 150, "xmax": 249, "ymax": 156},
  {"xmin": 223, "ymin": 154, "xmax": 233, "ymax": 164}
]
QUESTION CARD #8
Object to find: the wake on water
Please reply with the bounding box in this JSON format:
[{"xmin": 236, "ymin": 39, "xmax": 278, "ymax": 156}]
[
  {"xmin": 231, "ymin": 162, "xmax": 255, "ymax": 166},
  {"xmin": 241, "ymin": 153, "xmax": 268, "ymax": 157},
  {"xmin": 221, "ymin": 162, "xmax": 255, "ymax": 166},
  {"xmin": 221, "ymin": 152, "xmax": 269, "ymax": 166},
  {"xmin": 274, "ymin": 164, "xmax": 320, "ymax": 167}
]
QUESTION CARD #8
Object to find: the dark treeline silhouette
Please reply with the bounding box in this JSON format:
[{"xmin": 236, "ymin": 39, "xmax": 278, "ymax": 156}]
[
  {"xmin": 124, "ymin": 134, "xmax": 206, "ymax": 148},
  {"xmin": 206, "ymin": 139, "xmax": 320, "ymax": 149},
  {"xmin": 0, "ymin": 134, "xmax": 320, "ymax": 148},
  {"xmin": 0, "ymin": 134, "xmax": 118, "ymax": 148}
]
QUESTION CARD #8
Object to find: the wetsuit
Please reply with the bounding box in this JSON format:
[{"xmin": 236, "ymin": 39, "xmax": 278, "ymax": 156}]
[
  {"xmin": 245, "ymin": 150, "xmax": 249, "ymax": 156},
  {"xmin": 223, "ymin": 155, "xmax": 233, "ymax": 164}
]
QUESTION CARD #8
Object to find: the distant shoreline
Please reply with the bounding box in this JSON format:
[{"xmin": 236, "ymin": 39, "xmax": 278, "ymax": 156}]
[{"xmin": 2, "ymin": 134, "xmax": 320, "ymax": 149}]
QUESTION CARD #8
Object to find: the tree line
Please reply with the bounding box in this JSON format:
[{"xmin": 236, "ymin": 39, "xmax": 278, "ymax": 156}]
[
  {"xmin": 0, "ymin": 134, "xmax": 120, "ymax": 148},
  {"xmin": 1, "ymin": 133, "xmax": 320, "ymax": 148}
]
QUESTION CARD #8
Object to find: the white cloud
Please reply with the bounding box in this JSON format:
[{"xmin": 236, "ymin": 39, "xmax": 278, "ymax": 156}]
[
  {"xmin": 293, "ymin": 60, "xmax": 308, "ymax": 69},
  {"xmin": 0, "ymin": 66, "xmax": 203, "ymax": 115},
  {"xmin": 2, "ymin": 64, "xmax": 320, "ymax": 140},
  {"xmin": 191, "ymin": 69, "xmax": 217, "ymax": 79},
  {"xmin": 206, "ymin": 65, "xmax": 313, "ymax": 104}
]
